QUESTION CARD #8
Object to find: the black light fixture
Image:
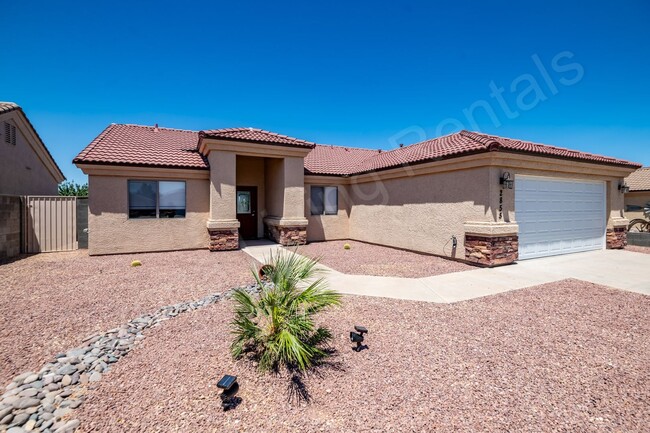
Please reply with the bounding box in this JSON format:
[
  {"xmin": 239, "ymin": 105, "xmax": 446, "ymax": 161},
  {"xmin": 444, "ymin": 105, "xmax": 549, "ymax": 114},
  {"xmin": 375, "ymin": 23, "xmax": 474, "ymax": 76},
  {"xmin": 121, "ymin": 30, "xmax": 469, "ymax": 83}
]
[
  {"xmin": 217, "ymin": 374, "xmax": 241, "ymax": 411},
  {"xmin": 618, "ymin": 182, "xmax": 630, "ymax": 194},
  {"xmin": 350, "ymin": 325, "xmax": 368, "ymax": 352},
  {"xmin": 500, "ymin": 171, "xmax": 514, "ymax": 189}
]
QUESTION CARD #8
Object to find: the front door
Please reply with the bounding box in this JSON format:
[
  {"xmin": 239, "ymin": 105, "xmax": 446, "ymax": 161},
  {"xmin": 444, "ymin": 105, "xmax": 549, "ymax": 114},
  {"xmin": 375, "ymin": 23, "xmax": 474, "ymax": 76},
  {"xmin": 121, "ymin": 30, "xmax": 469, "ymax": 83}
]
[{"xmin": 236, "ymin": 186, "xmax": 258, "ymax": 240}]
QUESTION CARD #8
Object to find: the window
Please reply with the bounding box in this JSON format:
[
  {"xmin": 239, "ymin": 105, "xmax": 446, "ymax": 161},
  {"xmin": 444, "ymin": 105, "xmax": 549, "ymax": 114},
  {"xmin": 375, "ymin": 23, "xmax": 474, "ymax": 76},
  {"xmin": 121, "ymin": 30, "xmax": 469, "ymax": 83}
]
[
  {"xmin": 4, "ymin": 122, "xmax": 16, "ymax": 145},
  {"xmin": 128, "ymin": 180, "xmax": 186, "ymax": 218},
  {"xmin": 310, "ymin": 186, "xmax": 338, "ymax": 215},
  {"xmin": 237, "ymin": 191, "xmax": 251, "ymax": 214}
]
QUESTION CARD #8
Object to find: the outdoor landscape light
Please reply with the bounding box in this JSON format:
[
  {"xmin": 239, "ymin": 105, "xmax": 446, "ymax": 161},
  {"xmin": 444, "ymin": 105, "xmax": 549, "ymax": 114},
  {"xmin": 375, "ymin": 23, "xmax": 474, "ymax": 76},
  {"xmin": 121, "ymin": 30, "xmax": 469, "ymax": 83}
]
[
  {"xmin": 618, "ymin": 182, "xmax": 630, "ymax": 193},
  {"xmin": 500, "ymin": 172, "xmax": 514, "ymax": 189},
  {"xmin": 217, "ymin": 374, "xmax": 240, "ymax": 411},
  {"xmin": 350, "ymin": 325, "xmax": 368, "ymax": 352}
]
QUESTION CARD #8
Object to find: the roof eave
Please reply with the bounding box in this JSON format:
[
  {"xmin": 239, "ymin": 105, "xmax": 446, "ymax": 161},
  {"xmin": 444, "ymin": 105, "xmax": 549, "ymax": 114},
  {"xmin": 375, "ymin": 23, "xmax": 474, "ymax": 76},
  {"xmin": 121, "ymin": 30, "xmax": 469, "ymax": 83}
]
[
  {"xmin": 199, "ymin": 132, "xmax": 316, "ymax": 150},
  {"xmin": 72, "ymin": 159, "xmax": 209, "ymax": 171}
]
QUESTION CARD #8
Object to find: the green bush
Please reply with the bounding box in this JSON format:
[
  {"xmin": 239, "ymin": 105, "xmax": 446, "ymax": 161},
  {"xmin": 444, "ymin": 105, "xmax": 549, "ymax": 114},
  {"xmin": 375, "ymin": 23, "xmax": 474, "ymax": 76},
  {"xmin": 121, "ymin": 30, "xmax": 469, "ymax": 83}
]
[
  {"xmin": 58, "ymin": 180, "xmax": 88, "ymax": 197},
  {"xmin": 130, "ymin": 260, "xmax": 142, "ymax": 267},
  {"xmin": 230, "ymin": 249, "xmax": 341, "ymax": 371},
  {"xmin": 343, "ymin": 243, "xmax": 351, "ymax": 250}
]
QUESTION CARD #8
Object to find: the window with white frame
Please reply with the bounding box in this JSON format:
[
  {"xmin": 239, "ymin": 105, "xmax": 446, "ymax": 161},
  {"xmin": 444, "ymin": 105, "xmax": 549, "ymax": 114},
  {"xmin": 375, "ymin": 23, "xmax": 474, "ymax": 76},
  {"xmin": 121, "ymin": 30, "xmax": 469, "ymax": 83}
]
[
  {"xmin": 128, "ymin": 180, "xmax": 186, "ymax": 218},
  {"xmin": 311, "ymin": 186, "xmax": 338, "ymax": 215}
]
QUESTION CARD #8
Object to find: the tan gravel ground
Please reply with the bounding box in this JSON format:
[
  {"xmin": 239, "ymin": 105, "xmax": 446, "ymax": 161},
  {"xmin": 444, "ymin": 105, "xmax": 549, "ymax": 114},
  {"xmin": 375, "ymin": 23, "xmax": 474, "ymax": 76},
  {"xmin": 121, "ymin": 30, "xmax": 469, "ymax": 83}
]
[
  {"xmin": 626, "ymin": 245, "xmax": 650, "ymax": 255},
  {"xmin": 295, "ymin": 240, "xmax": 473, "ymax": 277},
  {"xmin": 0, "ymin": 249, "xmax": 257, "ymax": 387},
  {"xmin": 75, "ymin": 279, "xmax": 650, "ymax": 432}
]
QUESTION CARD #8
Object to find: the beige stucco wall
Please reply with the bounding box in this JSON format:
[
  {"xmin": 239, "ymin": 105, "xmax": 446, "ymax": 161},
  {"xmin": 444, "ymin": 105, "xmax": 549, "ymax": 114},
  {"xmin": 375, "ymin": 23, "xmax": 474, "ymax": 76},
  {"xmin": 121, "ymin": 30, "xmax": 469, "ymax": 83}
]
[
  {"xmin": 304, "ymin": 180, "xmax": 351, "ymax": 241},
  {"xmin": 283, "ymin": 157, "xmax": 306, "ymax": 219},
  {"xmin": 625, "ymin": 191, "xmax": 650, "ymax": 220},
  {"xmin": 236, "ymin": 156, "xmax": 266, "ymax": 237},
  {"xmin": 263, "ymin": 157, "xmax": 306, "ymax": 221},
  {"xmin": 264, "ymin": 158, "xmax": 284, "ymax": 218},
  {"xmin": 0, "ymin": 111, "xmax": 63, "ymax": 195},
  {"xmin": 307, "ymin": 153, "xmax": 633, "ymax": 259},
  {"xmin": 87, "ymin": 174, "xmax": 210, "ymax": 255},
  {"xmin": 347, "ymin": 166, "xmax": 493, "ymax": 259},
  {"xmin": 208, "ymin": 151, "xmax": 237, "ymax": 225}
]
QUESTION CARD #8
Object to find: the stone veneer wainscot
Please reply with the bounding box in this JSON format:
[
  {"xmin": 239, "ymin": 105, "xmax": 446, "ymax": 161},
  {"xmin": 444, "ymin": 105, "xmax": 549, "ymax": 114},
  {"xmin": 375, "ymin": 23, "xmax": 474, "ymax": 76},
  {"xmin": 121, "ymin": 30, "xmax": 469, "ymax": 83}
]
[{"xmin": 208, "ymin": 228, "xmax": 239, "ymax": 251}]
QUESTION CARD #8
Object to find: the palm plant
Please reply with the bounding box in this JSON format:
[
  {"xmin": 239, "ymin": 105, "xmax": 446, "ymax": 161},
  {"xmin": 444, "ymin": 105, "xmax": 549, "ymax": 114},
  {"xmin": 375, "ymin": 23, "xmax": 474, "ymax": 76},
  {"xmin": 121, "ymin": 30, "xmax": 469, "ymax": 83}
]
[{"xmin": 230, "ymin": 249, "xmax": 341, "ymax": 372}]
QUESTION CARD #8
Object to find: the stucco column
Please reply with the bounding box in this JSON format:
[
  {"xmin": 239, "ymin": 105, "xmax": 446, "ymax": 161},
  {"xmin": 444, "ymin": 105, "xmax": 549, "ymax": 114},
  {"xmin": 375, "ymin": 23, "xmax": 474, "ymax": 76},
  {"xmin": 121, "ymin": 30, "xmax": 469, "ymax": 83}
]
[
  {"xmin": 606, "ymin": 179, "xmax": 629, "ymax": 249},
  {"xmin": 264, "ymin": 156, "xmax": 308, "ymax": 246},
  {"xmin": 207, "ymin": 150, "xmax": 240, "ymax": 251}
]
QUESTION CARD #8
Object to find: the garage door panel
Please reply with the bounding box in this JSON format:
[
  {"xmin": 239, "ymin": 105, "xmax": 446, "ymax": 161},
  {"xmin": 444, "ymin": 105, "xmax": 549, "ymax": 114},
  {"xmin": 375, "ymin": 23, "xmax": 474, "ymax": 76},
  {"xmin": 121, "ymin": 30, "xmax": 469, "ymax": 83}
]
[{"xmin": 515, "ymin": 176, "xmax": 605, "ymax": 260}]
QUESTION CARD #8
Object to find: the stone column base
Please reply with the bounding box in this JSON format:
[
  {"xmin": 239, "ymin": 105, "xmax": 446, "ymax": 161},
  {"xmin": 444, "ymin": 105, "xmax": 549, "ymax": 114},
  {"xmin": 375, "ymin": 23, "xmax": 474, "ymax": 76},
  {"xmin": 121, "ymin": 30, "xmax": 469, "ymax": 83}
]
[
  {"xmin": 606, "ymin": 227, "xmax": 627, "ymax": 249},
  {"xmin": 208, "ymin": 228, "xmax": 239, "ymax": 251},
  {"xmin": 465, "ymin": 234, "xmax": 519, "ymax": 267},
  {"xmin": 264, "ymin": 217, "xmax": 307, "ymax": 246},
  {"xmin": 463, "ymin": 221, "xmax": 519, "ymax": 267}
]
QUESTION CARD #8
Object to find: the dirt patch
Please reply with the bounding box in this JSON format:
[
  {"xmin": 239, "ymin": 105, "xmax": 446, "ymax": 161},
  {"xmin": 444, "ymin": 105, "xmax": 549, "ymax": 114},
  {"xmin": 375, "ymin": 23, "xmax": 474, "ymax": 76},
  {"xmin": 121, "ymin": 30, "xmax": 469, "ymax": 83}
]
[
  {"xmin": 75, "ymin": 279, "xmax": 650, "ymax": 432},
  {"xmin": 0, "ymin": 249, "xmax": 257, "ymax": 386},
  {"xmin": 296, "ymin": 240, "xmax": 473, "ymax": 277}
]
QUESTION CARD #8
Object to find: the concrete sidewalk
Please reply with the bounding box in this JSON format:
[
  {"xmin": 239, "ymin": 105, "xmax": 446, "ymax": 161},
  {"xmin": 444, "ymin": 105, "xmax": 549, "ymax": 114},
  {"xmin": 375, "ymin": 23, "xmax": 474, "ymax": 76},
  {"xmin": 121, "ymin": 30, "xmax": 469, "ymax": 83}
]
[{"xmin": 241, "ymin": 240, "xmax": 650, "ymax": 303}]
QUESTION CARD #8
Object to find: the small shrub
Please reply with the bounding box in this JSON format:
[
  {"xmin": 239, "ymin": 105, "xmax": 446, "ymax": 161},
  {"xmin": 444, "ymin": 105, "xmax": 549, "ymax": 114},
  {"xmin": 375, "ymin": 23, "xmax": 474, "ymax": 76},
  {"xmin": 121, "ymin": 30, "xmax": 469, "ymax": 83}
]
[
  {"xmin": 130, "ymin": 260, "xmax": 142, "ymax": 267},
  {"xmin": 231, "ymin": 249, "xmax": 341, "ymax": 371},
  {"xmin": 343, "ymin": 243, "xmax": 351, "ymax": 250}
]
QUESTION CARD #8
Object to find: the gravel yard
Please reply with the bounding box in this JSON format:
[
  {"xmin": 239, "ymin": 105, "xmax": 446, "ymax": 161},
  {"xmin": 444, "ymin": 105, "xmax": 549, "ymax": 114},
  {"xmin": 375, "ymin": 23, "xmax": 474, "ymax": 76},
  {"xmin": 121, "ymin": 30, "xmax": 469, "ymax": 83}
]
[
  {"xmin": 75, "ymin": 279, "xmax": 650, "ymax": 432},
  {"xmin": 0, "ymin": 250, "xmax": 257, "ymax": 387},
  {"xmin": 626, "ymin": 245, "xmax": 650, "ymax": 255},
  {"xmin": 295, "ymin": 240, "xmax": 473, "ymax": 277}
]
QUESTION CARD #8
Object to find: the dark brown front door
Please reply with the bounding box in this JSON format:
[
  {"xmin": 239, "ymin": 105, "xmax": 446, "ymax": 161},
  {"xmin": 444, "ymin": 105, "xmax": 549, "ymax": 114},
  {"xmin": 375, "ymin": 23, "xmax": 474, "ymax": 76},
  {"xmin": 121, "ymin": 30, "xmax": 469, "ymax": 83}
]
[{"xmin": 236, "ymin": 186, "xmax": 258, "ymax": 240}]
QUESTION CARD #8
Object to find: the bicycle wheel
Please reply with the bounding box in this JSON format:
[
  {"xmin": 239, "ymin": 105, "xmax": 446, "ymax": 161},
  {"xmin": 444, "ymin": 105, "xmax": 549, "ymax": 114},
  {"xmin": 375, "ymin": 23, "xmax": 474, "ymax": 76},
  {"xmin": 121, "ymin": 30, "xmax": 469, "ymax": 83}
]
[{"xmin": 628, "ymin": 219, "xmax": 650, "ymax": 232}]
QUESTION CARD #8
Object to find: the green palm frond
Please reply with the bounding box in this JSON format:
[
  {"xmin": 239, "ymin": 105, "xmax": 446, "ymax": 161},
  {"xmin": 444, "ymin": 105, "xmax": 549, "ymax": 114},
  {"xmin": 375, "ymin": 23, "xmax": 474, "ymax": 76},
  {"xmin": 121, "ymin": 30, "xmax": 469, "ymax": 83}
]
[{"xmin": 230, "ymin": 248, "xmax": 341, "ymax": 371}]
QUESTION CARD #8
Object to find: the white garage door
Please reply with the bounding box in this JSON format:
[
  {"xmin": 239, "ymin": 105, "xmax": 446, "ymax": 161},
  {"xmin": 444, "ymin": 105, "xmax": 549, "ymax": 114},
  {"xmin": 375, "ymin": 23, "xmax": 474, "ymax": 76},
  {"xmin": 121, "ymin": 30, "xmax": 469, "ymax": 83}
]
[{"xmin": 515, "ymin": 176, "xmax": 606, "ymax": 260}]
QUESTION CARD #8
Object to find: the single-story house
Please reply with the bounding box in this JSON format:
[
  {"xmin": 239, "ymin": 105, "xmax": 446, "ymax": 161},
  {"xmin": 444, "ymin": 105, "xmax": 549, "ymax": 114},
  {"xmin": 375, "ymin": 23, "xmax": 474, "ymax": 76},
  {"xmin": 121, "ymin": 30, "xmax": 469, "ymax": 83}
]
[
  {"xmin": 0, "ymin": 102, "xmax": 65, "ymax": 195},
  {"xmin": 1, "ymin": 102, "xmax": 66, "ymax": 260},
  {"xmin": 624, "ymin": 167, "xmax": 650, "ymax": 221},
  {"xmin": 73, "ymin": 124, "xmax": 641, "ymax": 266}
]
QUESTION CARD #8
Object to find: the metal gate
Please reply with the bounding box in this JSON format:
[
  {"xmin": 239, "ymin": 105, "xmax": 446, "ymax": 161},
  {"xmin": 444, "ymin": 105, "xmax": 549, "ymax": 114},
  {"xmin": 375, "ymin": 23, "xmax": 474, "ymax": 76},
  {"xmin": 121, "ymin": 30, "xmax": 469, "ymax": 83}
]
[{"xmin": 23, "ymin": 196, "xmax": 78, "ymax": 253}]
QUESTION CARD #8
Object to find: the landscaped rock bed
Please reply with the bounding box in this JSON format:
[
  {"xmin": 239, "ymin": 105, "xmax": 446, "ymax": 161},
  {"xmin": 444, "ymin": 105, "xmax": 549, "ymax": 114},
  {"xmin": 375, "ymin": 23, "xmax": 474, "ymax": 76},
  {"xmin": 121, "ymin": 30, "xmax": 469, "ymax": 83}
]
[
  {"xmin": 0, "ymin": 249, "xmax": 256, "ymax": 386},
  {"xmin": 72, "ymin": 279, "xmax": 649, "ymax": 432},
  {"xmin": 0, "ymin": 285, "xmax": 261, "ymax": 433},
  {"xmin": 295, "ymin": 240, "xmax": 473, "ymax": 277}
]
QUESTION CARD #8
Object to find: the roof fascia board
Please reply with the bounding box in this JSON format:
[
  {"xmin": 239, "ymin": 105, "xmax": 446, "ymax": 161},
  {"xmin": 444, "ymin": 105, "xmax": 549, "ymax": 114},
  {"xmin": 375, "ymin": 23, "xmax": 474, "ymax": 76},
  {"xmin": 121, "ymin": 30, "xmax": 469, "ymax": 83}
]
[{"xmin": 76, "ymin": 163, "xmax": 210, "ymax": 179}]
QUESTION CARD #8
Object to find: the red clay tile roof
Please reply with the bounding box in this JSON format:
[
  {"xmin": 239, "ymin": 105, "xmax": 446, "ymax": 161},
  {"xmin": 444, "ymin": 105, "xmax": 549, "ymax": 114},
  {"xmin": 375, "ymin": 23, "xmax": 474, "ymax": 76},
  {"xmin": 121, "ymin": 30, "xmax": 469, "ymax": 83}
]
[
  {"xmin": 74, "ymin": 124, "xmax": 641, "ymax": 174},
  {"xmin": 347, "ymin": 130, "xmax": 641, "ymax": 174},
  {"xmin": 0, "ymin": 102, "xmax": 20, "ymax": 114},
  {"xmin": 199, "ymin": 127, "xmax": 315, "ymax": 148},
  {"xmin": 73, "ymin": 124, "xmax": 207, "ymax": 169},
  {"xmin": 305, "ymin": 145, "xmax": 381, "ymax": 175},
  {"xmin": 626, "ymin": 167, "xmax": 650, "ymax": 191}
]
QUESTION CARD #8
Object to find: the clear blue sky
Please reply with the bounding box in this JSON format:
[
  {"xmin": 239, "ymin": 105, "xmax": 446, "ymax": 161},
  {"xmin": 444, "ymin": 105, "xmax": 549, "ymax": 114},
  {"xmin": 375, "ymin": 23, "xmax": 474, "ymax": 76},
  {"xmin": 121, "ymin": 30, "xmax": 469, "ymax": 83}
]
[{"xmin": 2, "ymin": 1, "xmax": 649, "ymax": 184}]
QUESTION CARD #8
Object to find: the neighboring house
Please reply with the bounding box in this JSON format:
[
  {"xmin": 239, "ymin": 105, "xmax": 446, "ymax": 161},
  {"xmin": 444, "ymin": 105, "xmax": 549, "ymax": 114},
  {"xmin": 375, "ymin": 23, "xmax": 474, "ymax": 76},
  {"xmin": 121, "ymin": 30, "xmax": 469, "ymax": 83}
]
[
  {"xmin": 0, "ymin": 102, "xmax": 65, "ymax": 195},
  {"xmin": 624, "ymin": 167, "xmax": 650, "ymax": 220},
  {"xmin": 0, "ymin": 102, "xmax": 65, "ymax": 260},
  {"xmin": 73, "ymin": 124, "xmax": 640, "ymax": 266}
]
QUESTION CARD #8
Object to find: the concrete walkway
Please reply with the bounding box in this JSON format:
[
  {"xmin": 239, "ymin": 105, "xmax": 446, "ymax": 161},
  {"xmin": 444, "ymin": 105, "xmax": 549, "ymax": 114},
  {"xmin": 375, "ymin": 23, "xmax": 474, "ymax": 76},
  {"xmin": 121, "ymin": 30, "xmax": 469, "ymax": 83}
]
[{"xmin": 241, "ymin": 240, "xmax": 650, "ymax": 303}]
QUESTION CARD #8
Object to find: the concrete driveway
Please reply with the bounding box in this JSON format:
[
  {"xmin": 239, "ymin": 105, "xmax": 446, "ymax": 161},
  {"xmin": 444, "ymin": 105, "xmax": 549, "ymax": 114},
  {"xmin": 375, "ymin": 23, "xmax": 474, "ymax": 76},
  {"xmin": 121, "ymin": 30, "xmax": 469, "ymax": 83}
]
[
  {"xmin": 242, "ymin": 241, "xmax": 650, "ymax": 303},
  {"xmin": 413, "ymin": 249, "xmax": 650, "ymax": 303}
]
